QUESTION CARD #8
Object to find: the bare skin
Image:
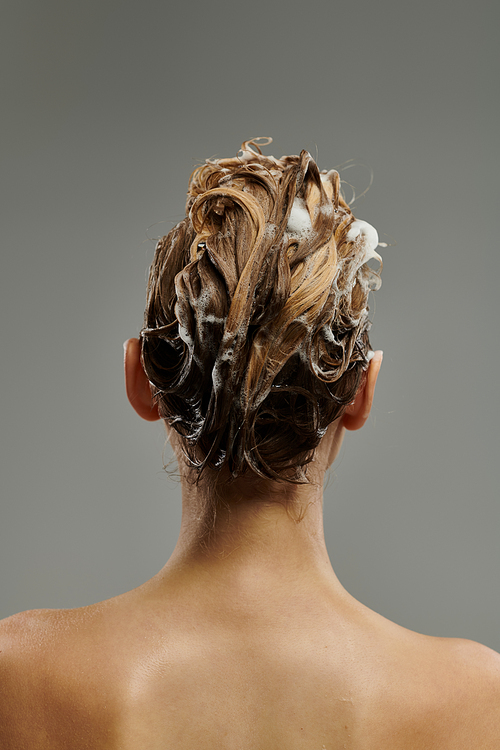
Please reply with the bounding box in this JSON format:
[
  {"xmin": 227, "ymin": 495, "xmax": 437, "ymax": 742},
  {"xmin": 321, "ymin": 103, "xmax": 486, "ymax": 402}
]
[{"xmin": 1, "ymin": 342, "xmax": 499, "ymax": 750}]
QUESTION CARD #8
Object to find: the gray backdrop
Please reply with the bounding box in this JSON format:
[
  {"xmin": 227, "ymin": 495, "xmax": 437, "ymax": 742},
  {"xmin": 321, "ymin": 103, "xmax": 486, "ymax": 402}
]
[{"xmin": 1, "ymin": 0, "xmax": 499, "ymax": 650}]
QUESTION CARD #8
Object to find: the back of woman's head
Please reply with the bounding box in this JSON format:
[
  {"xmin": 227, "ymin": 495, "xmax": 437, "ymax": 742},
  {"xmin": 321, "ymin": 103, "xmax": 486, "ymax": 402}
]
[{"xmin": 141, "ymin": 138, "xmax": 382, "ymax": 482}]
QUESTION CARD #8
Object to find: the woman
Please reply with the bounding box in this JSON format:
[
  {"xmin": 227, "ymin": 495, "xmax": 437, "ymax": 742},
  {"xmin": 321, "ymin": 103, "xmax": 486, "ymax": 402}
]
[{"xmin": 1, "ymin": 138, "xmax": 499, "ymax": 749}]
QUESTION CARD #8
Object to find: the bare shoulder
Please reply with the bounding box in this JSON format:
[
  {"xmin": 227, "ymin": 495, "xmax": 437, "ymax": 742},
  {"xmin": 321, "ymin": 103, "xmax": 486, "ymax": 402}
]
[
  {"xmin": 0, "ymin": 605, "xmax": 94, "ymax": 667},
  {"xmin": 444, "ymin": 636, "xmax": 500, "ymax": 703},
  {"xmin": 0, "ymin": 607, "xmax": 61, "ymax": 680},
  {"xmin": 410, "ymin": 635, "xmax": 500, "ymax": 748},
  {"xmin": 447, "ymin": 635, "xmax": 500, "ymax": 672},
  {"xmin": 0, "ymin": 606, "xmax": 117, "ymax": 749},
  {"xmin": 0, "ymin": 609, "xmax": 61, "ymax": 747},
  {"xmin": 361, "ymin": 615, "xmax": 500, "ymax": 749}
]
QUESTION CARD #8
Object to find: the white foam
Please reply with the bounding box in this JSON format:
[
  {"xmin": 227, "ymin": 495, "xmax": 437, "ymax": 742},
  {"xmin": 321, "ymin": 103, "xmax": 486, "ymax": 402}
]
[
  {"xmin": 178, "ymin": 322, "xmax": 194, "ymax": 348},
  {"xmin": 264, "ymin": 222, "xmax": 277, "ymax": 239},
  {"xmin": 322, "ymin": 325, "xmax": 337, "ymax": 344},
  {"xmin": 287, "ymin": 197, "xmax": 313, "ymax": 236},
  {"xmin": 203, "ymin": 313, "xmax": 226, "ymax": 325},
  {"xmin": 347, "ymin": 219, "xmax": 382, "ymax": 264}
]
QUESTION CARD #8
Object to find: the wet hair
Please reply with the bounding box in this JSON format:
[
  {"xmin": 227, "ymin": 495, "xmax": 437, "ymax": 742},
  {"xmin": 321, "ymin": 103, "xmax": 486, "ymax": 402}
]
[{"xmin": 141, "ymin": 138, "xmax": 382, "ymax": 482}]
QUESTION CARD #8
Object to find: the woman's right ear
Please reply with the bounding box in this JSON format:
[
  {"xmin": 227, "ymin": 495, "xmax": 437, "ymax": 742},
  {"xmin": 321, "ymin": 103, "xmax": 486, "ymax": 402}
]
[
  {"xmin": 342, "ymin": 351, "xmax": 383, "ymax": 432},
  {"xmin": 123, "ymin": 338, "xmax": 161, "ymax": 422}
]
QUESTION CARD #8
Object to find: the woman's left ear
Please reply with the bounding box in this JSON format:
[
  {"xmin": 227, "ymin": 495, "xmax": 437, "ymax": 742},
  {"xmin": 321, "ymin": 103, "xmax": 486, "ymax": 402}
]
[
  {"xmin": 124, "ymin": 338, "xmax": 161, "ymax": 422},
  {"xmin": 342, "ymin": 351, "xmax": 383, "ymax": 432}
]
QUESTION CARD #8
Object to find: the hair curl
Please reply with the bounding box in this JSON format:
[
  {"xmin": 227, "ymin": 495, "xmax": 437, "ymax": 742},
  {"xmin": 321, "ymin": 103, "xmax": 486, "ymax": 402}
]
[{"xmin": 141, "ymin": 138, "xmax": 382, "ymax": 482}]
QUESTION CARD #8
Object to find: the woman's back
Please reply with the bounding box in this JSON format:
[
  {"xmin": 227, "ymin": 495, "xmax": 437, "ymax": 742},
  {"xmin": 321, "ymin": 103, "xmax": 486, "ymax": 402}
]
[{"xmin": 2, "ymin": 561, "xmax": 500, "ymax": 750}]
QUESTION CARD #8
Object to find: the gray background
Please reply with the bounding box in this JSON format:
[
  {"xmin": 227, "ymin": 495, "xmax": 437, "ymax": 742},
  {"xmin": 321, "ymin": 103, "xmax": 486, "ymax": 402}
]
[{"xmin": 1, "ymin": 0, "xmax": 499, "ymax": 650}]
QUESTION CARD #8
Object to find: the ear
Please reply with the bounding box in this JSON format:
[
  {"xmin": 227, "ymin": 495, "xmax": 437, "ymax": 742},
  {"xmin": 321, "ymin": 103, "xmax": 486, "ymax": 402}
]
[
  {"xmin": 342, "ymin": 351, "xmax": 383, "ymax": 432},
  {"xmin": 124, "ymin": 338, "xmax": 161, "ymax": 422}
]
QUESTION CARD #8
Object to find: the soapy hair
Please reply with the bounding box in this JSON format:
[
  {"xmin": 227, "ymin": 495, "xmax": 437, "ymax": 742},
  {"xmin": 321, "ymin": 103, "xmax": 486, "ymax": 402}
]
[{"xmin": 141, "ymin": 138, "xmax": 382, "ymax": 482}]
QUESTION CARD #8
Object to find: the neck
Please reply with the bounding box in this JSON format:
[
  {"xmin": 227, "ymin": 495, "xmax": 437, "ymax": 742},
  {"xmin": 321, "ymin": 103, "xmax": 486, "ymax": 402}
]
[{"xmin": 161, "ymin": 423, "xmax": 346, "ymax": 594}]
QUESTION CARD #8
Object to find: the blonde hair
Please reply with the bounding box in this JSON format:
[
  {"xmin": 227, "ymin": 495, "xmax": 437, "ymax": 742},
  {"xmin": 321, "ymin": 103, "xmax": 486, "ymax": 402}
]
[{"xmin": 141, "ymin": 138, "xmax": 382, "ymax": 481}]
